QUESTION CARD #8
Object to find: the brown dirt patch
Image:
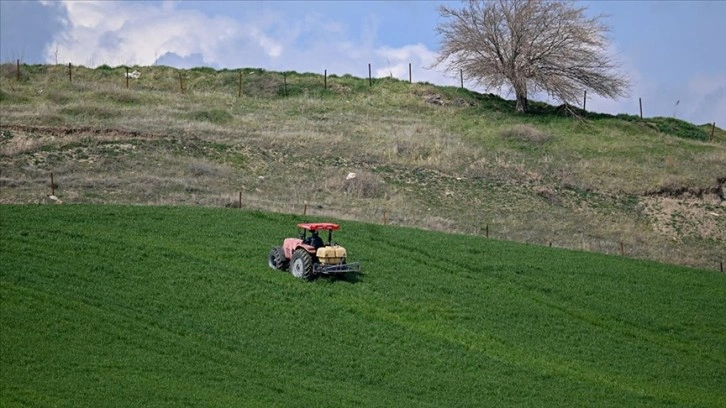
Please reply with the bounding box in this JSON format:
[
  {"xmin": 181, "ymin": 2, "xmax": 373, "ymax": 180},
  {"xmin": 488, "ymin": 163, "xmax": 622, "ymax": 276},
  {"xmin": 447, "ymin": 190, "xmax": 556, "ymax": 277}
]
[{"xmin": 641, "ymin": 195, "xmax": 725, "ymax": 242}]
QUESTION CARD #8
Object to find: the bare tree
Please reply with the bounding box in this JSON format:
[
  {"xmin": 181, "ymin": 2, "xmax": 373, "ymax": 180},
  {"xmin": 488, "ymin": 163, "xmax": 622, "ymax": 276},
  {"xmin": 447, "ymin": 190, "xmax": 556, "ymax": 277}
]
[{"xmin": 434, "ymin": 0, "xmax": 630, "ymax": 113}]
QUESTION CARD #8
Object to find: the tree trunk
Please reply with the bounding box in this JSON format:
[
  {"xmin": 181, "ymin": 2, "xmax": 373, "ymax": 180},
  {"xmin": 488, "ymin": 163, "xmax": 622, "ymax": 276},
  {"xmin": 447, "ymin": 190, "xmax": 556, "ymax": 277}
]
[{"xmin": 515, "ymin": 88, "xmax": 529, "ymax": 113}]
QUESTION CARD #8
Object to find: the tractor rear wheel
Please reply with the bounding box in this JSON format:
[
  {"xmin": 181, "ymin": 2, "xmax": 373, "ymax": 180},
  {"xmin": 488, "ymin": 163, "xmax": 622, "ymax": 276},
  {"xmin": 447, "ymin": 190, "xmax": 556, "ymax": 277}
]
[
  {"xmin": 290, "ymin": 248, "xmax": 314, "ymax": 280},
  {"xmin": 268, "ymin": 247, "xmax": 287, "ymax": 271}
]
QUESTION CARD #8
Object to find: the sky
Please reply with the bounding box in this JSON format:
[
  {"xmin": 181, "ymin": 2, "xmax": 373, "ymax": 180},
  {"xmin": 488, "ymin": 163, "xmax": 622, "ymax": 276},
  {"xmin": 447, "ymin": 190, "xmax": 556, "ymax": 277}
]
[{"xmin": 1, "ymin": 0, "xmax": 724, "ymax": 126}]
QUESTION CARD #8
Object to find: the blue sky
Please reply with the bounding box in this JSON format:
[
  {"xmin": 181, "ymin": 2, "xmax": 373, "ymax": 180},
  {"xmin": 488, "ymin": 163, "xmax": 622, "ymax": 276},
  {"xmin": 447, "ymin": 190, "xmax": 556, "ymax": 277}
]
[{"xmin": 1, "ymin": 0, "xmax": 724, "ymax": 125}]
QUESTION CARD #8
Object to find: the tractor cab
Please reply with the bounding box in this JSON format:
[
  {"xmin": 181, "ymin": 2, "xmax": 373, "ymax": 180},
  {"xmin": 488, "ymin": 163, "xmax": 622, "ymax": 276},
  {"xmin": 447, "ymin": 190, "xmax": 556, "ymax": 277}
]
[{"xmin": 297, "ymin": 222, "xmax": 338, "ymax": 248}]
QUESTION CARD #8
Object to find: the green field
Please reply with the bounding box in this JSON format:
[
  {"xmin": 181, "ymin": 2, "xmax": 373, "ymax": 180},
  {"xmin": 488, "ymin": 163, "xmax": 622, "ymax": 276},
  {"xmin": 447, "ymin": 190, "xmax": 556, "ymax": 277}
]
[{"xmin": 1, "ymin": 204, "xmax": 724, "ymax": 407}]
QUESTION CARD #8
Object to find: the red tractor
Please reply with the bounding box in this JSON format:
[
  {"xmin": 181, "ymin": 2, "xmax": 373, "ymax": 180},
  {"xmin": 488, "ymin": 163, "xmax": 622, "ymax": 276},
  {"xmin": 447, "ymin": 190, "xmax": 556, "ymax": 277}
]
[{"xmin": 268, "ymin": 223, "xmax": 361, "ymax": 280}]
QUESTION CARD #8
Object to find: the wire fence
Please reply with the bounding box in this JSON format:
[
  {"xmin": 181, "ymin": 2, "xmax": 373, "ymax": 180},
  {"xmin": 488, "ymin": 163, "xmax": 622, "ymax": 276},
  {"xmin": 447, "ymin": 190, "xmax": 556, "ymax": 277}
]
[
  {"xmin": 5, "ymin": 59, "xmax": 719, "ymax": 141},
  {"xmin": 32, "ymin": 170, "xmax": 725, "ymax": 273}
]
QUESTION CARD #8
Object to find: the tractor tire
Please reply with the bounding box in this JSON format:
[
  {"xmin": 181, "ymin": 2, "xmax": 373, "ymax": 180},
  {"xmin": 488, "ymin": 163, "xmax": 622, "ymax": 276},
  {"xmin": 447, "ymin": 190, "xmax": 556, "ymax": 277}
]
[
  {"xmin": 290, "ymin": 248, "xmax": 314, "ymax": 280},
  {"xmin": 268, "ymin": 247, "xmax": 288, "ymax": 271}
]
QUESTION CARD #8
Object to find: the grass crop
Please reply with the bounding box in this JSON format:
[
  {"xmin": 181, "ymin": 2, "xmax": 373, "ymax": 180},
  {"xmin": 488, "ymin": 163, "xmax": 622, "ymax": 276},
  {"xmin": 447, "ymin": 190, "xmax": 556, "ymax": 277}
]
[{"xmin": 1, "ymin": 204, "xmax": 724, "ymax": 407}]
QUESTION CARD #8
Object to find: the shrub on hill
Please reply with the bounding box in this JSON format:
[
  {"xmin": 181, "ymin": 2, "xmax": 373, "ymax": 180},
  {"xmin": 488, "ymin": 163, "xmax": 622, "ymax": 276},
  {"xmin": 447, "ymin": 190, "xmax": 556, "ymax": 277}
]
[{"xmin": 648, "ymin": 117, "xmax": 709, "ymax": 141}]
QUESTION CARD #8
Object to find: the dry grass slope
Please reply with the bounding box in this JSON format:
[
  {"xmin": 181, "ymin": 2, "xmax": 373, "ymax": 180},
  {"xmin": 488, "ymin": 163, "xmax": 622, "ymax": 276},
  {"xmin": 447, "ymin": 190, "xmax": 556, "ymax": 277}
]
[{"xmin": 1, "ymin": 63, "xmax": 724, "ymax": 269}]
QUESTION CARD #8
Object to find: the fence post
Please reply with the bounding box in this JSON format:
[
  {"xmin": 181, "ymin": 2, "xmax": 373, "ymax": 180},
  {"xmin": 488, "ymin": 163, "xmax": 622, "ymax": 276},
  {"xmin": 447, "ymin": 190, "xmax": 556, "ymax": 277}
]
[
  {"xmin": 68, "ymin": 63, "xmax": 72, "ymax": 83},
  {"xmin": 408, "ymin": 63, "xmax": 412, "ymax": 83},
  {"xmin": 239, "ymin": 192, "xmax": 242, "ymax": 209},
  {"xmin": 283, "ymin": 72, "xmax": 287, "ymax": 97},
  {"xmin": 639, "ymin": 98, "xmax": 643, "ymax": 119},
  {"xmin": 485, "ymin": 224, "xmax": 489, "ymax": 238},
  {"xmin": 324, "ymin": 69, "xmax": 327, "ymax": 89},
  {"xmin": 303, "ymin": 203, "xmax": 308, "ymax": 216},
  {"xmin": 711, "ymin": 122, "xmax": 716, "ymax": 141},
  {"xmin": 50, "ymin": 173, "xmax": 56, "ymax": 196},
  {"xmin": 368, "ymin": 63, "xmax": 372, "ymax": 86},
  {"xmin": 583, "ymin": 90, "xmax": 587, "ymax": 111},
  {"xmin": 620, "ymin": 241, "xmax": 624, "ymax": 256},
  {"xmin": 460, "ymin": 69, "xmax": 463, "ymax": 88},
  {"xmin": 238, "ymin": 71, "xmax": 242, "ymax": 97},
  {"xmin": 16, "ymin": 59, "xmax": 20, "ymax": 81},
  {"xmin": 126, "ymin": 67, "xmax": 129, "ymax": 89},
  {"xmin": 383, "ymin": 210, "xmax": 387, "ymax": 225},
  {"xmin": 178, "ymin": 71, "xmax": 184, "ymax": 94}
]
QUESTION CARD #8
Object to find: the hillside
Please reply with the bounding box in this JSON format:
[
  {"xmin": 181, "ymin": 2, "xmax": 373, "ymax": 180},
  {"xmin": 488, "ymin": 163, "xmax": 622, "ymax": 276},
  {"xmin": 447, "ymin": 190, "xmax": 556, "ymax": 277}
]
[
  {"xmin": 2, "ymin": 205, "xmax": 725, "ymax": 407},
  {"xmin": 1, "ymin": 64, "xmax": 725, "ymax": 269}
]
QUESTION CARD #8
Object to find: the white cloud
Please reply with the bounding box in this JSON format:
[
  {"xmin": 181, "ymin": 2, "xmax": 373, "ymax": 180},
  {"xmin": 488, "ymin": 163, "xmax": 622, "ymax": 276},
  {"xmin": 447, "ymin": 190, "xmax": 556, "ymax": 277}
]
[
  {"xmin": 686, "ymin": 73, "xmax": 726, "ymax": 125},
  {"xmin": 44, "ymin": 1, "xmax": 283, "ymax": 67},
  {"xmin": 247, "ymin": 27, "xmax": 283, "ymax": 59},
  {"xmin": 374, "ymin": 43, "xmax": 449, "ymax": 84}
]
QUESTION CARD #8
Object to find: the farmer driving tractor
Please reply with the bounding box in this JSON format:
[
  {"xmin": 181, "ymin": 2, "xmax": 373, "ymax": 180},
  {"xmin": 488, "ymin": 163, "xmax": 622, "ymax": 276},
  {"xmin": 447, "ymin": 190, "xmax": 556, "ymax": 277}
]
[{"xmin": 305, "ymin": 230, "xmax": 324, "ymax": 249}]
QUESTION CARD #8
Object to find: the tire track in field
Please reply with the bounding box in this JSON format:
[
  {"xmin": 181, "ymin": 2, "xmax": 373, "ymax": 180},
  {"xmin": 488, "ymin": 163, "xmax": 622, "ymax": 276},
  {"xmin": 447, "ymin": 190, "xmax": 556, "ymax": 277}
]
[
  {"xmin": 373, "ymin": 233, "xmax": 725, "ymax": 366},
  {"xmin": 339, "ymin": 234, "xmax": 723, "ymax": 408}
]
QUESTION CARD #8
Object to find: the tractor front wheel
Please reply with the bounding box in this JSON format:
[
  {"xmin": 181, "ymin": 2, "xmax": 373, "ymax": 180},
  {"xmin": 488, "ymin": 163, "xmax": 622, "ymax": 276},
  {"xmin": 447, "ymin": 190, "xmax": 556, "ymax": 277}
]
[{"xmin": 290, "ymin": 248, "xmax": 314, "ymax": 280}]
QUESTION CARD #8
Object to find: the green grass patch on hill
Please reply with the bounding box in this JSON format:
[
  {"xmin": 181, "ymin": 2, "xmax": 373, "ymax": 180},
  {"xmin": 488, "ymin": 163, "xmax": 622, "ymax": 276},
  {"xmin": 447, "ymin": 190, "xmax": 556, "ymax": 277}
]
[
  {"xmin": 188, "ymin": 109, "xmax": 234, "ymax": 124},
  {"xmin": 1, "ymin": 205, "xmax": 724, "ymax": 407},
  {"xmin": 643, "ymin": 117, "xmax": 710, "ymax": 141}
]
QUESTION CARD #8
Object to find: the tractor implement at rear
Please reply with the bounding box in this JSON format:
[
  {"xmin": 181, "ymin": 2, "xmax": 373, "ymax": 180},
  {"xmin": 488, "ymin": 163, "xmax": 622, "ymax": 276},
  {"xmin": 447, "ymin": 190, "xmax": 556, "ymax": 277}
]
[{"xmin": 315, "ymin": 262, "xmax": 361, "ymax": 275}]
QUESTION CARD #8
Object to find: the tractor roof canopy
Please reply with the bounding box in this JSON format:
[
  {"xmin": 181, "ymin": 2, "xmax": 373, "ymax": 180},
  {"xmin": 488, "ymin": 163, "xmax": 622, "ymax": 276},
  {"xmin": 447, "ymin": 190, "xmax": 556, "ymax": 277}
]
[{"xmin": 298, "ymin": 223, "xmax": 340, "ymax": 231}]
